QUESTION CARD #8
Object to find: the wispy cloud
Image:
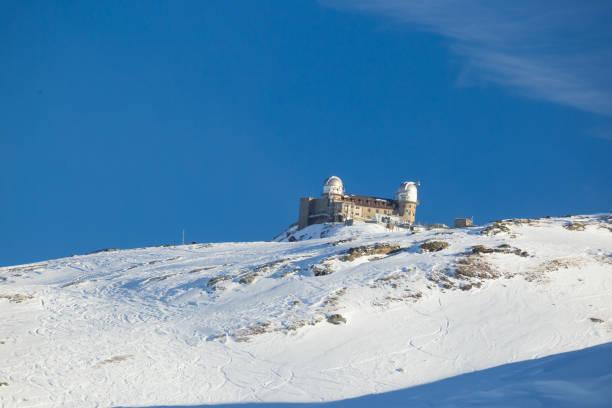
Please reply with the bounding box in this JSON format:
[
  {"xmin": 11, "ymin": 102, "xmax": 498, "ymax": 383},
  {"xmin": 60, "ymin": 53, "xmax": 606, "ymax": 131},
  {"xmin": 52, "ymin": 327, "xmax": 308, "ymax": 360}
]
[{"xmin": 322, "ymin": 0, "xmax": 612, "ymax": 115}]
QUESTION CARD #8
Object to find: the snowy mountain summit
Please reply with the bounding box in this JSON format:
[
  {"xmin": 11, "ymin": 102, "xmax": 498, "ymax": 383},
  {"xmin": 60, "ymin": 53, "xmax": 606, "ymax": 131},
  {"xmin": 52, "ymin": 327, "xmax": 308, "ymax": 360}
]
[{"xmin": 2, "ymin": 214, "xmax": 612, "ymax": 407}]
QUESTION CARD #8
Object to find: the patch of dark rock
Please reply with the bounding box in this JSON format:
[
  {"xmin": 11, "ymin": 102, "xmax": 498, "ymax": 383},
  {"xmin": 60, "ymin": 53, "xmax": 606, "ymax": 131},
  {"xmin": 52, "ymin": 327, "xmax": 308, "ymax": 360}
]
[
  {"xmin": 565, "ymin": 222, "xmax": 587, "ymax": 231},
  {"xmin": 589, "ymin": 317, "xmax": 605, "ymax": 323},
  {"xmin": 190, "ymin": 265, "xmax": 220, "ymax": 273},
  {"xmin": 460, "ymin": 282, "xmax": 482, "ymax": 291},
  {"xmin": 145, "ymin": 274, "xmax": 175, "ymax": 283},
  {"xmin": 481, "ymin": 221, "xmax": 512, "ymax": 235},
  {"xmin": 331, "ymin": 238, "xmax": 356, "ymax": 247},
  {"xmin": 281, "ymin": 267, "xmax": 300, "ymax": 277},
  {"xmin": 93, "ymin": 355, "xmax": 134, "ymax": 368},
  {"xmin": 470, "ymin": 245, "xmax": 528, "ymax": 257},
  {"xmin": 207, "ymin": 275, "xmax": 233, "ymax": 288},
  {"xmin": 0, "ymin": 294, "xmax": 34, "ymax": 303},
  {"xmin": 419, "ymin": 241, "xmax": 449, "ymax": 252},
  {"xmin": 326, "ymin": 314, "xmax": 347, "ymax": 325},
  {"xmin": 321, "ymin": 289, "xmax": 347, "ymax": 308},
  {"xmin": 312, "ymin": 264, "xmax": 334, "ymax": 276},
  {"xmin": 454, "ymin": 256, "xmax": 499, "ymax": 279},
  {"xmin": 86, "ymin": 248, "xmax": 119, "ymax": 255},
  {"xmin": 253, "ymin": 259, "xmax": 287, "ymax": 273},
  {"xmin": 239, "ymin": 274, "xmax": 256, "ymax": 284},
  {"xmin": 341, "ymin": 243, "xmax": 403, "ymax": 261},
  {"xmin": 233, "ymin": 322, "xmax": 272, "ymax": 342}
]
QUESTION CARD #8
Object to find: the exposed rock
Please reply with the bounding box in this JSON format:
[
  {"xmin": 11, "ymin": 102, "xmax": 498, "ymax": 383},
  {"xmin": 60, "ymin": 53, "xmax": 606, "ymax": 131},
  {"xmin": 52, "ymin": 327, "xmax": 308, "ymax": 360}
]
[
  {"xmin": 233, "ymin": 322, "xmax": 272, "ymax": 342},
  {"xmin": 419, "ymin": 241, "xmax": 449, "ymax": 252},
  {"xmin": 481, "ymin": 221, "xmax": 511, "ymax": 235},
  {"xmin": 253, "ymin": 259, "xmax": 286, "ymax": 273},
  {"xmin": 340, "ymin": 243, "xmax": 403, "ymax": 261},
  {"xmin": 93, "ymin": 355, "xmax": 134, "ymax": 368},
  {"xmin": 207, "ymin": 275, "xmax": 233, "ymax": 288},
  {"xmin": 0, "ymin": 294, "xmax": 34, "ymax": 303},
  {"xmin": 454, "ymin": 256, "xmax": 499, "ymax": 279},
  {"xmin": 312, "ymin": 263, "xmax": 334, "ymax": 276},
  {"xmin": 471, "ymin": 245, "xmax": 528, "ymax": 257},
  {"xmin": 144, "ymin": 274, "xmax": 176, "ymax": 284},
  {"xmin": 87, "ymin": 248, "xmax": 119, "ymax": 255},
  {"xmin": 326, "ymin": 314, "xmax": 347, "ymax": 325},
  {"xmin": 320, "ymin": 288, "xmax": 346, "ymax": 309},
  {"xmin": 331, "ymin": 238, "xmax": 356, "ymax": 247},
  {"xmin": 239, "ymin": 274, "xmax": 256, "ymax": 284},
  {"xmin": 565, "ymin": 222, "xmax": 587, "ymax": 231}
]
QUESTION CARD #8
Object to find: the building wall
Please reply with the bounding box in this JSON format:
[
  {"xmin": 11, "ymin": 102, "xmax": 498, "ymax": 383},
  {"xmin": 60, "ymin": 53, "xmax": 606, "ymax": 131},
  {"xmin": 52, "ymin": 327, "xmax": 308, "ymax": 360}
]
[
  {"xmin": 298, "ymin": 193, "xmax": 418, "ymax": 229},
  {"xmin": 298, "ymin": 197, "xmax": 313, "ymax": 229},
  {"xmin": 397, "ymin": 201, "xmax": 417, "ymax": 224},
  {"xmin": 298, "ymin": 196, "xmax": 346, "ymax": 229},
  {"xmin": 454, "ymin": 218, "xmax": 473, "ymax": 228},
  {"xmin": 339, "ymin": 203, "xmax": 394, "ymax": 221}
]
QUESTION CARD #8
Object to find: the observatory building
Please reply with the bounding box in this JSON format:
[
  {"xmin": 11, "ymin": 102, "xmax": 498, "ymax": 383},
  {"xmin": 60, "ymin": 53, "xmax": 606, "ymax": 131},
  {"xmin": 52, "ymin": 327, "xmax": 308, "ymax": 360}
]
[{"xmin": 298, "ymin": 176, "xmax": 419, "ymax": 230}]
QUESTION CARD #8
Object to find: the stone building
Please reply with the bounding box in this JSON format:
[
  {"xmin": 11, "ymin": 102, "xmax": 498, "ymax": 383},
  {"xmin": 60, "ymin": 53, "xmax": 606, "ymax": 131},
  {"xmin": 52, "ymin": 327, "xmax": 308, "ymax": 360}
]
[
  {"xmin": 454, "ymin": 218, "xmax": 473, "ymax": 228},
  {"xmin": 298, "ymin": 176, "xmax": 419, "ymax": 230}
]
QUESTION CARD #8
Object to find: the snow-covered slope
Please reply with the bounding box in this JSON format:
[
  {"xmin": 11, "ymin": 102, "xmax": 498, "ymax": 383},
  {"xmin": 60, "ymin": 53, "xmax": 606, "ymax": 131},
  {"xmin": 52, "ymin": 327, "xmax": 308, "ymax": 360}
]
[{"xmin": 1, "ymin": 214, "xmax": 612, "ymax": 407}]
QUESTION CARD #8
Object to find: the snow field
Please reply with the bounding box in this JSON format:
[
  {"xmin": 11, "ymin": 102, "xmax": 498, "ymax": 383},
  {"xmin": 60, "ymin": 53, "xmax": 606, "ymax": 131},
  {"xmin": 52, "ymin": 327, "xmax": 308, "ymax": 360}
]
[{"xmin": 1, "ymin": 214, "xmax": 611, "ymax": 407}]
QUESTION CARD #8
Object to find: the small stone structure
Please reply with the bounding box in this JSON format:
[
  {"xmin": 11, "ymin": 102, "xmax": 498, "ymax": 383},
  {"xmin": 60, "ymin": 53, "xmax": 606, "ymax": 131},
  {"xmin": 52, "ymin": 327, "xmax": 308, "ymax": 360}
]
[
  {"xmin": 298, "ymin": 176, "xmax": 419, "ymax": 230},
  {"xmin": 454, "ymin": 218, "xmax": 473, "ymax": 228}
]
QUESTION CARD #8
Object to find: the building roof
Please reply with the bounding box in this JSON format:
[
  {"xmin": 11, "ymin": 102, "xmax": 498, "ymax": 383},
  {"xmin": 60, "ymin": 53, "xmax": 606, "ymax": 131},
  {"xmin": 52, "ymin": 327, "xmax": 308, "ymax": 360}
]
[
  {"xmin": 323, "ymin": 176, "xmax": 343, "ymax": 187},
  {"xmin": 343, "ymin": 194, "xmax": 395, "ymax": 209}
]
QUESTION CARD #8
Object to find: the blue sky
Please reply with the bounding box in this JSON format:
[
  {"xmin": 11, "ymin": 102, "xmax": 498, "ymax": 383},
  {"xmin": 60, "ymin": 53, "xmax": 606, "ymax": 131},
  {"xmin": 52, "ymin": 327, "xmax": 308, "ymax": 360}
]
[{"xmin": 1, "ymin": 1, "xmax": 611, "ymax": 266}]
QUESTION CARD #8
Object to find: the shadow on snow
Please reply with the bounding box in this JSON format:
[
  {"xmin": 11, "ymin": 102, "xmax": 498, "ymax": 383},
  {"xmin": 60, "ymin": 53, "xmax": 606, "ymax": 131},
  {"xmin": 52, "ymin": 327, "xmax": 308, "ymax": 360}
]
[{"xmin": 119, "ymin": 342, "xmax": 612, "ymax": 408}]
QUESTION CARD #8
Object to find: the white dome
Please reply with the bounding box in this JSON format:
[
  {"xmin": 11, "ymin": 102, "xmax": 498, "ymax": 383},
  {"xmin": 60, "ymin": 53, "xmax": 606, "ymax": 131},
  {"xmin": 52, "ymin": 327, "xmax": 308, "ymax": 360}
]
[
  {"xmin": 395, "ymin": 181, "xmax": 418, "ymax": 203},
  {"xmin": 323, "ymin": 176, "xmax": 344, "ymax": 196}
]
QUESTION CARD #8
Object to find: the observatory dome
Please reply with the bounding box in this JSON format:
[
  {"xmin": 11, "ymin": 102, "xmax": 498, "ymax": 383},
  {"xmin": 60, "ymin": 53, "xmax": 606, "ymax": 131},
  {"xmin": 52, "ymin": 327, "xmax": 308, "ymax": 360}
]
[
  {"xmin": 395, "ymin": 181, "xmax": 418, "ymax": 203},
  {"xmin": 323, "ymin": 176, "xmax": 344, "ymax": 196}
]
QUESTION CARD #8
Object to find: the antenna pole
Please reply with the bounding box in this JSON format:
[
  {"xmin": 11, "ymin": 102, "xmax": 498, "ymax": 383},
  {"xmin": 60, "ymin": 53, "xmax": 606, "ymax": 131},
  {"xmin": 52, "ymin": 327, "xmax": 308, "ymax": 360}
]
[{"xmin": 182, "ymin": 229, "xmax": 185, "ymax": 245}]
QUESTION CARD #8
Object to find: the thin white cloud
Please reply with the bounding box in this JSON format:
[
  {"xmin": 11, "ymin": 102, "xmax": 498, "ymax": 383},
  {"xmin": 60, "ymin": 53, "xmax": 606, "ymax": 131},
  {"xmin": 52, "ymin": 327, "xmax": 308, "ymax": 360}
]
[{"xmin": 322, "ymin": 0, "xmax": 612, "ymax": 115}]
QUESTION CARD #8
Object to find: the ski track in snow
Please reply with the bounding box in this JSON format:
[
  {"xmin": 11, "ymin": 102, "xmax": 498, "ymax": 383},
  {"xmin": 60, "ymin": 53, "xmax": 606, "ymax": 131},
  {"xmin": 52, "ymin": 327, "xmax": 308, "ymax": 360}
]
[{"xmin": 1, "ymin": 214, "xmax": 612, "ymax": 407}]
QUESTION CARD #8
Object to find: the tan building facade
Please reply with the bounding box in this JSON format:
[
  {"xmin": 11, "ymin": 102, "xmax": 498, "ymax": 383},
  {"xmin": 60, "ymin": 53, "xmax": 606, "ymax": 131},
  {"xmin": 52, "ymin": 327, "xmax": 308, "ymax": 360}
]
[{"xmin": 298, "ymin": 176, "xmax": 419, "ymax": 230}]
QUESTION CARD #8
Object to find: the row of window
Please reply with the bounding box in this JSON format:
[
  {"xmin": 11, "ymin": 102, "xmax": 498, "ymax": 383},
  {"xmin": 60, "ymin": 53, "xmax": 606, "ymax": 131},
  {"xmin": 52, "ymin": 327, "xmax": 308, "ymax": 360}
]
[{"xmin": 342, "ymin": 205, "xmax": 392, "ymax": 216}]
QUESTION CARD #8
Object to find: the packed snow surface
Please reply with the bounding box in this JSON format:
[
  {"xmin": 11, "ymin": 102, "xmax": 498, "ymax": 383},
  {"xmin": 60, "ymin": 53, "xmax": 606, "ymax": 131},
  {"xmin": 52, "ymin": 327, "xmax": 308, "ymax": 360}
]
[{"xmin": 1, "ymin": 214, "xmax": 612, "ymax": 407}]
